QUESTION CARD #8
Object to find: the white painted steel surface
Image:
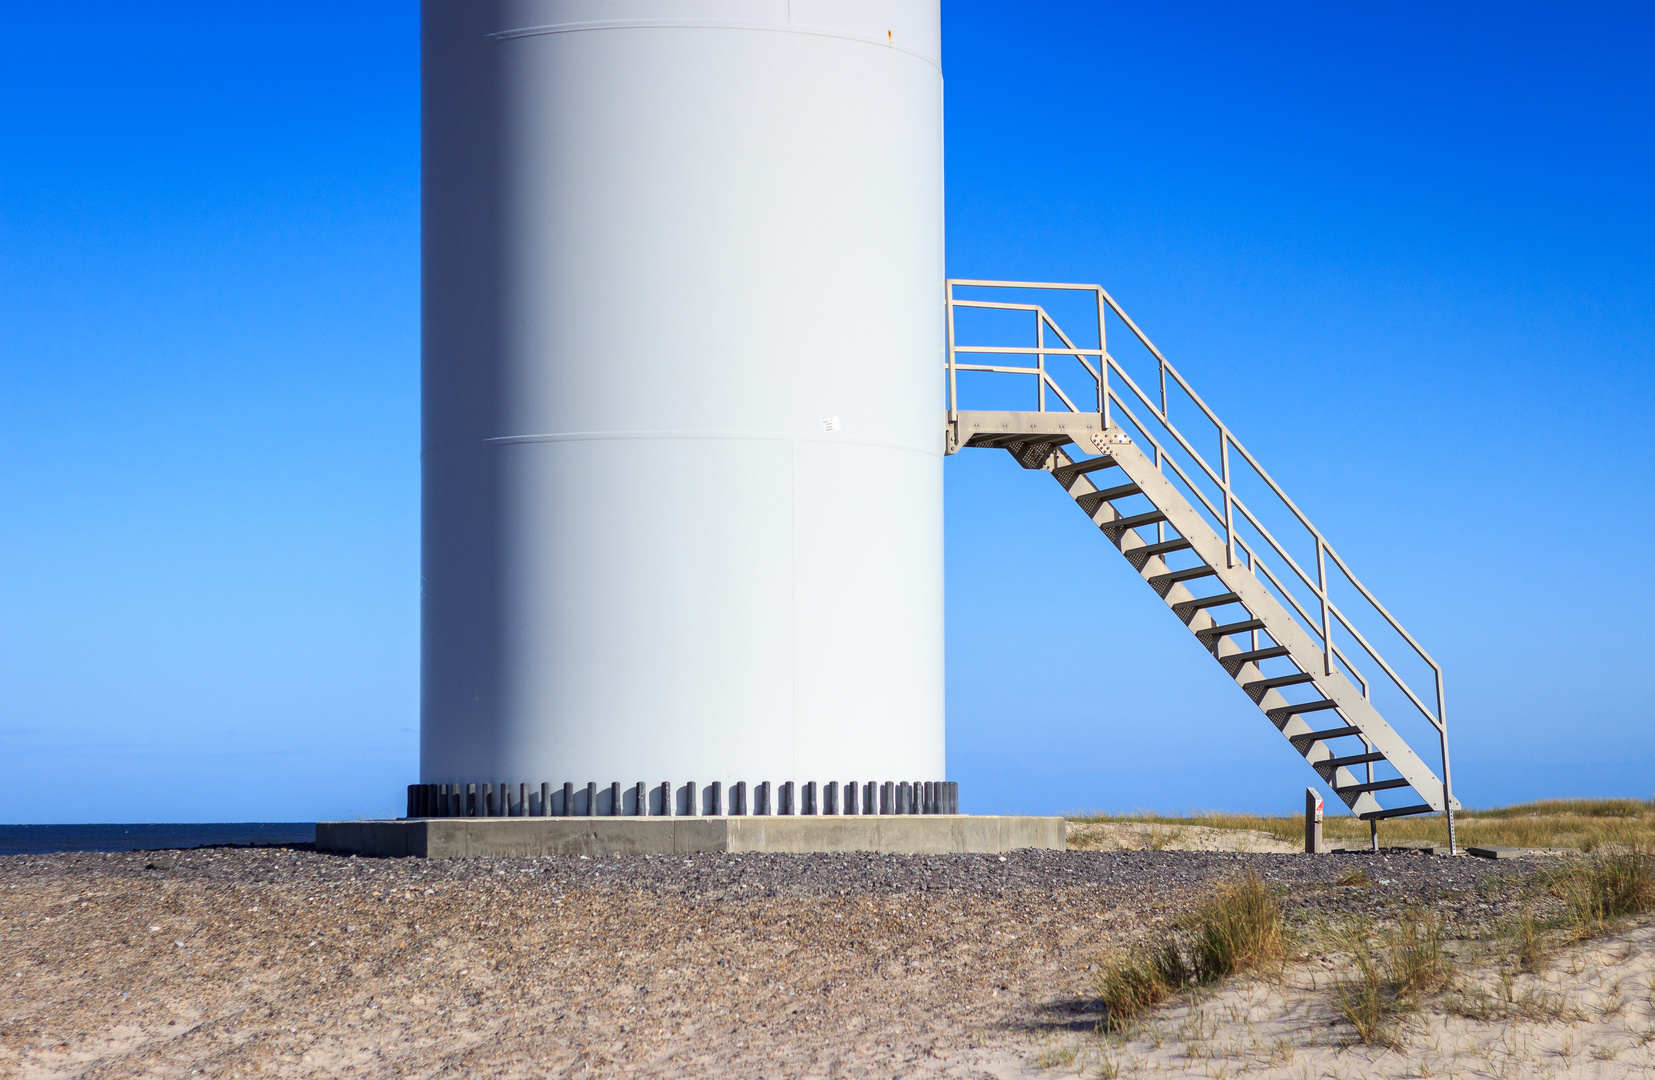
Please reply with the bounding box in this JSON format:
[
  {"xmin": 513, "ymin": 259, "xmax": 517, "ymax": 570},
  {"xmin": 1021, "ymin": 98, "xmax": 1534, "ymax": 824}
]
[{"xmin": 421, "ymin": 1, "xmax": 946, "ymax": 788}]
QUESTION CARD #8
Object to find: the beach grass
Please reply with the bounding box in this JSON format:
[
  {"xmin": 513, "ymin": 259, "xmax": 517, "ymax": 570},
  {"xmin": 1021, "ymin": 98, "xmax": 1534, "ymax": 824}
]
[
  {"xmin": 1547, "ymin": 847, "xmax": 1655, "ymax": 933},
  {"xmin": 1067, "ymin": 798, "xmax": 1655, "ymax": 852},
  {"xmin": 1094, "ymin": 872, "xmax": 1285, "ymax": 1029},
  {"xmin": 1332, "ymin": 910, "xmax": 1454, "ymax": 1046}
]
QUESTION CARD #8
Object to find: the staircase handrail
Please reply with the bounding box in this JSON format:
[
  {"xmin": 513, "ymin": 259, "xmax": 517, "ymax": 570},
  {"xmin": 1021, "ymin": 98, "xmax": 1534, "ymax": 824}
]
[{"xmin": 945, "ymin": 280, "xmax": 1449, "ymax": 750}]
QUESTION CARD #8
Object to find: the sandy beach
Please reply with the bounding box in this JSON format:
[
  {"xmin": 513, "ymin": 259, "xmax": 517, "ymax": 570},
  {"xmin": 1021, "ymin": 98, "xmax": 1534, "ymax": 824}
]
[
  {"xmin": 1052, "ymin": 917, "xmax": 1655, "ymax": 1079},
  {"xmin": 2, "ymin": 844, "xmax": 1585, "ymax": 1078}
]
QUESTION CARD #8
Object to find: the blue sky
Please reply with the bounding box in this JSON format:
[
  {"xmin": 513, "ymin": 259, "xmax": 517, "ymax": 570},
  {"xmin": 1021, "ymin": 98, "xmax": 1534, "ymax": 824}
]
[{"xmin": 2, "ymin": 2, "xmax": 1650, "ymax": 823}]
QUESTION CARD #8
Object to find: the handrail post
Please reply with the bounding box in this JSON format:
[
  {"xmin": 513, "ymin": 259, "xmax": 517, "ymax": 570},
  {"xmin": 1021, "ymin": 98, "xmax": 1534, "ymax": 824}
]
[
  {"xmin": 1317, "ymin": 540, "xmax": 1333, "ymax": 676},
  {"xmin": 1363, "ymin": 734, "xmax": 1378, "ymax": 851},
  {"xmin": 1096, "ymin": 288, "xmax": 1110, "ymax": 430},
  {"xmin": 1155, "ymin": 446, "xmax": 1166, "ymax": 543},
  {"xmin": 1036, "ymin": 310, "xmax": 1046, "ymax": 412},
  {"xmin": 945, "ymin": 283, "xmax": 959, "ymax": 451},
  {"xmin": 1158, "ymin": 347, "xmax": 1167, "ymax": 417},
  {"xmin": 1220, "ymin": 436, "xmax": 1234, "ymax": 568},
  {"xmin": 1437, "ymin": 671, "xmax": 1456, "ymax": 855}
]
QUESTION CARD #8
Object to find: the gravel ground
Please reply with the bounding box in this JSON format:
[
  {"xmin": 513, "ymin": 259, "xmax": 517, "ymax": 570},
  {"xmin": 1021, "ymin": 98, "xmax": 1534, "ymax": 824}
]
[{"xmin": 0, "ymin": 846, "xmax": 1543, "ymax": 1078}]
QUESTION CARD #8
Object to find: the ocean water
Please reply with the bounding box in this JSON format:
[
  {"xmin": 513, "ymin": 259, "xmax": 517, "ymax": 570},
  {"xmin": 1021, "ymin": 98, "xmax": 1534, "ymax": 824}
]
[{"xmin": 0, "ymin": 823, "xmax": 316, "ymax": 856}]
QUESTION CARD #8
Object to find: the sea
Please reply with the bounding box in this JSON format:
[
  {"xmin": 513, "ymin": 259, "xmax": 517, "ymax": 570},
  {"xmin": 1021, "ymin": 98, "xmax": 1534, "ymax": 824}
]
[{"xmin": 0, "ymin": 823, "xmax": 316, "ymax": 856}]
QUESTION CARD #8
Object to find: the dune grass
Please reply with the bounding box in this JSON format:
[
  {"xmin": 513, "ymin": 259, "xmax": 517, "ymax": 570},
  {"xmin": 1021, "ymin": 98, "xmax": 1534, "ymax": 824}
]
[
  {"xmin": 1332, "ymin": 910, "xmax": 1453, "ymax": 1046},
  {"xmin": 1093, "ymin": 872, "xmax": 1285, "ymax": 1029},
  {"xmin": 1067, "ymin": 798, "xmax": 1655, "ymax": 852},
  {"xmin": 1087, "ymin": 844, "xmax": 1655, "ymax": 1048},
  {"xmin": 1547, "ymin": 847, "xmax": 1655, "ymax": 934}
]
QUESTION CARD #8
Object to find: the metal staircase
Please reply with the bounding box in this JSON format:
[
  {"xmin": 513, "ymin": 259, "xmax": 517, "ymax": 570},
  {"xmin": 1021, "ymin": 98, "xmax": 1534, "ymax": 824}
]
[{"xmin": 945, "ymin": 280, "xmax": 1459, "ymax": 851}]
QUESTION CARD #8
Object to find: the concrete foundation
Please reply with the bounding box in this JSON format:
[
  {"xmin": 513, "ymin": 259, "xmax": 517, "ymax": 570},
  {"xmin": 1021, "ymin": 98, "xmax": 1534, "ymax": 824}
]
[{"xmin": 317, "ymin": 815, "xmax": 1065, "ymax": 859}]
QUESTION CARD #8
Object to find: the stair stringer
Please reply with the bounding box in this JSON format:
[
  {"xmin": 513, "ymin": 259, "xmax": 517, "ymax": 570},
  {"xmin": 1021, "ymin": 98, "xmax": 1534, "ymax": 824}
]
[{"xmin": 1052, "ymin": 428, "xmax": 1456, "ymax": 814}]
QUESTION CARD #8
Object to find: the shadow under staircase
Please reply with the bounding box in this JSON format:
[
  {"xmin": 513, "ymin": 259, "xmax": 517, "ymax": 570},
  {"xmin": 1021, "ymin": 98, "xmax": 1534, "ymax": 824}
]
[{"xmin": 945, "ymin": 280, "xmax": 1459, "ymax": 852}]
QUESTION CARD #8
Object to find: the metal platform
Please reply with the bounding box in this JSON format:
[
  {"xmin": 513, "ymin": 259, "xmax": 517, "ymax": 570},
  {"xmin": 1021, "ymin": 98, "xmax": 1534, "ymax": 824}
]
[{"xmin": 317, "ymin": 815, "xmax": 1065, "ymax": 858}]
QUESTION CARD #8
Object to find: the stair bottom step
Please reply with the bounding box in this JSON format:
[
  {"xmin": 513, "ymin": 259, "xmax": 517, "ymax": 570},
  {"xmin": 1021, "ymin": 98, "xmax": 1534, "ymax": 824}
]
[{"xmin": 1358, "ymin": 803, "xmax": 1436, "ymax": 821}]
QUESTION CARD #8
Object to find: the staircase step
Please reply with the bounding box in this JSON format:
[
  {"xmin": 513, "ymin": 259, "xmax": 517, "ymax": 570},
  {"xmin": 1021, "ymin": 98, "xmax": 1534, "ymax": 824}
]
[
  {"xmin": 1148, "ymin": 565, "xmax": 1217, "ymax": 590},
  {"xmin": 1101, "ymin": 509, "xmax": 1167, "ymax": 533},
  {"xmin": 1338, "ymin": 778, "xmax": 1414, "ymax": 796},
  {"xmin": 956, "ymin": 407, "xmax": 1453, "ymax": 825},
  {"xmin": 1323, "ymin": 751, "xmax": 1386, "ymax": 769},
  {"xmin": 1244, "ymin": 672, "xmax": 1316, "ymax": 693},
  {"xmin": 954, "ymin": 288, "xmax": 1454, "ymax": 826},
  {"xmin": 971, "ymin": 432, "xmax": 1063, "ymax": 450},
  {"xmin": 1197, "ymin": 618, "xmax": 1266, "ymax": 641},
  {"xmin": 1077, "ymin": 483, "xmax": 1143, "ymax": 510},
  {"xmin": 1220, "ymin": 645, "xmax": 1292, "ymax": 667},
  {"xmin": 1125, "ymin": 537, "xmax": 1193, "ymax": 562},
  {"xmin": 1011, "ymin": 440, "xmax": 1067, "ymax": 469},
  {"xmin": 1052, "ymin": 455, "xmax": 1116, "ymax": 484},
  {"xmin": 1288, "ymin": 725, "xmax": 1363, "ymax": 747},
  {"xmin": 977, "ymin": 435, "xmax": 1070, "ymax": 469},
  {"xmin": 1266, "ymin": 699, "xmax": 1340, "ymax": 723},
  {"xmin": 1359, "ymin": 803, "xmax": 1435, "ymax": 822},
  {"xmin": 1175, "ymin": 592, "xmax": 1242, "ymax": 613}
]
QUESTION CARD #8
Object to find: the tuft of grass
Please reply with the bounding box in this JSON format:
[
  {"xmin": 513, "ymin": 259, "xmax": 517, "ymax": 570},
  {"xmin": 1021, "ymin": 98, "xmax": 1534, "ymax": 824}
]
[
  {"xmin": 1600, "ymin": 979, "xmax": 1628, "ymax": 1018},
  {"xmin": 1187, "ymin": 873, "xmax": 1286, "ymax": 982},
  {"xmin": 1389, "ymin": 910, "xmax": 1452, "ymax": 997},
  {"xmin": 1335, "ymin": 869, "xmax": 1372, "ymax": 888},
  {"xmin": 1548, "ymin": 848, "xmax": 1655, "ymax": 935},
  {"xmin": 1508, "ymin": 911, "xmax": 1551, "ymax": 973},
  {"xmin": 1510, "ymin": 986, "xmax": 1588, "ymax": 1023},
  {"xmin": 1093, "ymin": 873, "xmax": 1283, "ymax": 1028},
  {"xmin": 1333, "ymin": 930, "xmax": 1390, "ymax": 1045},
  {"xmin": 1332, "ymin": 910, "xmax": 1452, "ymax": 1047},
  {"xmin": 1093, "ymin": 940, "xmax": 1188, "ymax": 1026},
  {"xmin": 1034, "ymin": 1043, "xmax": 1078, "ymax": 1070},
  {"xmin": 1442, "ymin": 984, "xmax": 1500, "ymax": 1022}
]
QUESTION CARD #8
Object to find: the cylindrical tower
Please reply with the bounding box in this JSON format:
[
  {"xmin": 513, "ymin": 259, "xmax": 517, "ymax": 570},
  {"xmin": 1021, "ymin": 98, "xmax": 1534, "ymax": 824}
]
[{"xmin": 421, "ymin": 1, "xmax": 946, "ymax": 798}]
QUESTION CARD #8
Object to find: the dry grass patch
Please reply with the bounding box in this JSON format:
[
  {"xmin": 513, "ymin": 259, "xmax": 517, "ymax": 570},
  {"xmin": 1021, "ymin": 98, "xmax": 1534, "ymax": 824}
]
[
  {"xmin": 1454, "ymin": 849, "xmax": 1655, "ymax": 987},
  {"xmin": 1092, "ymin": 872, "xmax": 1284, "ymax": 1029},
  {"xmin": 1093, "ymin": 941, "xmax": 1189, "ymax": 1025},
  {"xmin": 1549, "ymin": 847, "xmax": 1655, "ymax": 935},
  {"xmin": 1508, "ymin": 911, "xmax": 1552, "ymax": 973},
  {"xmin": 1033, "ymin": 1041, "xmax": 1079, "ymax": 1070},
  {"xmin": 1188, "ymin": 871, "xmax": 1287, "ymax": 980},
  {"xmin": 1069, "ymin": 798, "xmax": 1655, "ymax": 852},
  {"xmin": 1332, "ymin": 910, "xmax": 1454, "ymax": 1047}
]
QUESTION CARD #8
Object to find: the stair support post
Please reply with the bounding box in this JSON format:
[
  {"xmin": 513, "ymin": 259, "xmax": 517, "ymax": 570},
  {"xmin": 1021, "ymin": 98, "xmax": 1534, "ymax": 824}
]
[{"xmin": 1438, "ymin": 672, "xmax": 1457, "ymax": 855}]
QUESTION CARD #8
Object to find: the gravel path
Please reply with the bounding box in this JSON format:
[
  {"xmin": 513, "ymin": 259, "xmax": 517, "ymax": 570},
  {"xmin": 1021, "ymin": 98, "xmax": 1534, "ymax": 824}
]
[{"xmin": 0, "ymin": 847, "xmax": 1542, "ymax": 1078}]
